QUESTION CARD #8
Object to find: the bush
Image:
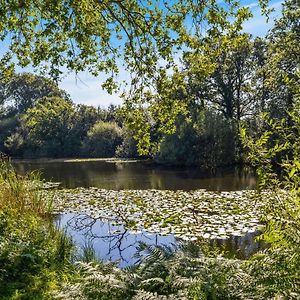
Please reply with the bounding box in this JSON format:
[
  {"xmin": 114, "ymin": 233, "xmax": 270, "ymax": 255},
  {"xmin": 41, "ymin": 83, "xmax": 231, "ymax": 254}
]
[
  {"xmin": 115, "ymin": 128, "xmax": 139, "ymax": 158},
  {"xmin": 0, "ymin": 210, "xmax": 74, "ymax": 299},
  {"xmin": 0, "ymin": 163, "xmax": 74, "ymax": 299},
  {"xmin": 240, "ymin": 101, "xmax": 300, "ymax": 298},
  {"xmin": 81, "ymin": 121, "xmax": 122, "ymax": 158}
]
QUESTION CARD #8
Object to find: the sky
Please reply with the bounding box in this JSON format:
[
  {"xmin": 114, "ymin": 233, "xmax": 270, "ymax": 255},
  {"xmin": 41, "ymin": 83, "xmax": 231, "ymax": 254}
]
[{"xmin": 1, "ymin": 0, "xmax": 284, "ymax": 108}]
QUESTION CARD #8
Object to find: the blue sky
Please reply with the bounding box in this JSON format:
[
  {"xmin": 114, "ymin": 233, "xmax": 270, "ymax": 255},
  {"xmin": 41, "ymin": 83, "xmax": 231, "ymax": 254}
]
[{"xmin": 1, "ymin": 0, "xmax": 283, "ymax": 108}]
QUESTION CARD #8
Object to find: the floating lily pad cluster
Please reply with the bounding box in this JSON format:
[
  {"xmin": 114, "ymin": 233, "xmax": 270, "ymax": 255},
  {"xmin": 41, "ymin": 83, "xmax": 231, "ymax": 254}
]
[
  {"xmin": 51, "ymin": 188, "xmax": 273, "ymax": 241},
  {"xmin": 26, "ymin": 180, "xmax": 61, "ymax": 190},
  {"xmin": 41, "ymin": 182, "xmax": 61, "ymax": 189}
]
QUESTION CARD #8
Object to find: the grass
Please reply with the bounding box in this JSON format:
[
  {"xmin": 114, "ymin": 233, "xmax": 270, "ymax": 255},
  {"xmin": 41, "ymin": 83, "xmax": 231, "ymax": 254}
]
[
  {"xmin": 0, "ymin": 162, "xmax": 53, "ymax": 216},
  {"xmin": 0, "ymin": 163, "xmax": 74, "ymax": 299}
]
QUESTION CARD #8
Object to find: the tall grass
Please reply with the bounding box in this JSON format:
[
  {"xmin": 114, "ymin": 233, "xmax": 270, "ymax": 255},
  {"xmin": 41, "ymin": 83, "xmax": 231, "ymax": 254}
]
[
  {"xmin": 0, "ymin": 163, "xmax": 74, "ymax": 299},
  {"xmin": 0, "ymin": 162, "xmax": 53, "ymax": 216}
]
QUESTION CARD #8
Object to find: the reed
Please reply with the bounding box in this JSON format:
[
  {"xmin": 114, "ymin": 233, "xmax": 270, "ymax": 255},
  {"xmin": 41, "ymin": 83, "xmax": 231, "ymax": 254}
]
[
  {"xmin": 0, "ymin": 162, "xmax": 75, "ymax": 299},
  {"xmin": 0, "ymin": 162, "xmax": 53, "ymax": 216}
]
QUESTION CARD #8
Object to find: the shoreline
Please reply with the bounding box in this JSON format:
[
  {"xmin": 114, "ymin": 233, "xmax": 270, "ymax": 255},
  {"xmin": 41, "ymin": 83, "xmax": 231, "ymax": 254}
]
[{"xmin": 11, "ymin": 157, "xmax": 149, "ymax": 164}]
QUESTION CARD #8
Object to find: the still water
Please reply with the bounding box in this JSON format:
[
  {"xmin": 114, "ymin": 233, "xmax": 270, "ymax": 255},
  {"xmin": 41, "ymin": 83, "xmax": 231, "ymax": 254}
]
[
  {"xmin": 57, "ymin": 213, "xmax": 263, "ymax": 268},
  {"xmin": 13, "ymin": 159, "xmax": 260, "ymax": 266},
  {"xmin": 12, "ymin": 159, "xmax": 257, "ymax": 191}
]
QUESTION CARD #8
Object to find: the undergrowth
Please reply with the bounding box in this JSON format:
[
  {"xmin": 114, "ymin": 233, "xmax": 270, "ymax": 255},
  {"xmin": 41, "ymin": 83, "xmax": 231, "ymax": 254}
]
[{"xmin": 0, "ymin": 163, "xmax": 74, "ymax": 299}]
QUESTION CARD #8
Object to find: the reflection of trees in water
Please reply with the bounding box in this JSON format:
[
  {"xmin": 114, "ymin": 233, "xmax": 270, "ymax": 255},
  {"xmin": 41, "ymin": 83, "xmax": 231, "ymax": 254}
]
[
  {"xmin": 66, "ymin": 214, "xmax": 164, "ymax": 265},
  {"xmin": 64, "ymin": 214, "xmax": 264, "ymax": 265},
  {"xmin": 13, "ymin": 161, "xmax": 257, "ymax": 190}
]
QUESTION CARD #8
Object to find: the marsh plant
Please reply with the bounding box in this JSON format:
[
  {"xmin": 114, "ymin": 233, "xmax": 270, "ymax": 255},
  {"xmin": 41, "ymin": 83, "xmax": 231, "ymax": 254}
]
[
  {"xmin": 0, "ymin": 162, "xmax": 53, "ymax": 215},
  {"xmin": 0, "ymin": 163, "xmax": 74, "ymax": 299}
]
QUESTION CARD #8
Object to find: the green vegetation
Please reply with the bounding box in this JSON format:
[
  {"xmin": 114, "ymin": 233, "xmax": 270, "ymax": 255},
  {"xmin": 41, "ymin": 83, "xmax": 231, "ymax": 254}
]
[
  {"xmin": 0, "ymin": 1, "xmax": 298, "ymax": 169},
  {"xmin": 0, "ymin": 80, "xmax": 130, "ymax": 158},
  {"xmin": 1, "ymin": 103, "xmax": 300, "ymax": 298},
  {"xmin": 0, "ymin": 163, "xmax": 73, "ymax": 299},
  {"xmin": 240, "ymin": 103, "xmax": 300, "ymax": 298},
  {"xmin": 0, "ymin": 0, "xmax": 299, "ymax": 298},
  {"xmin": 157, "ymin": 110, "xmax": 236, "ymax": 167},
  {"xmin": 81, "ymin": 121, "xmax": 122, "ymax": 158}
]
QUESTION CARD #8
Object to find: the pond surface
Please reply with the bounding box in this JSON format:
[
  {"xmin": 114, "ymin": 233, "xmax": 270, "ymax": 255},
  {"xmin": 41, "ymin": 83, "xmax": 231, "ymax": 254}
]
[
  {"xmin": 14, "ymin": 159, "xmax": 261, "ymax": 266},
  {"xmin": 57, "ymin": 213, "xmax": 264, "ymax": 268},
  {"xmin": 56, "ymin": 213, "xmax": 177, "ymax": 268},
  {"xmin": 13, "ymin": 159, "xmax": 256, "ymax": 191}
]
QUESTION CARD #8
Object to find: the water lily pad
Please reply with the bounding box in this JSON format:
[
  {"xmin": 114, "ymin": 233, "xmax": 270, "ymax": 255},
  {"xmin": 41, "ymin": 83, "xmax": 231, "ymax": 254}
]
[{"xmin": 49, "ymin": 187, "xmax": 274, "ymax": 241}]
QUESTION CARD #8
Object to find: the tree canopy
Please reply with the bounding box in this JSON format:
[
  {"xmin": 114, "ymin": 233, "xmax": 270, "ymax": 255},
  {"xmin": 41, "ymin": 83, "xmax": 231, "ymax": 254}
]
[
  {"xmin": 0, "ymin": 0, "xmax": 268, "ymax": 83},
  {"xmin": 0, "ymin": 72, "xmax": 69, "ymax": 114},
  {"xmin": 1, "ymin": 0, "xmax": 294, "ymax": 159}
]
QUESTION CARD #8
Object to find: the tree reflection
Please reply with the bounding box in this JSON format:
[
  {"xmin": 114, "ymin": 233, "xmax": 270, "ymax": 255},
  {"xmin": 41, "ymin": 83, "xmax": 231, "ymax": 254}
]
[
  {"xmin": 62, "ymin": 213, "xmax": 176, "ymax": 267},
  {"xmin": 58, "ymin": 213, "xmax": 266, "ymax": 268}
]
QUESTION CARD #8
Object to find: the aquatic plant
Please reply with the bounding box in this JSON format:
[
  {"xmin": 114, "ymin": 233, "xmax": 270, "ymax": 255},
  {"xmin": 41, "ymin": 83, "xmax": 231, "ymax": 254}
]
[
  {"xmin": 53, "ymin": 188, "xmax": 269, "ymax": 242},
  {"xmin": 0, "ymin": 162, "xmax": 54, "ymax": 216}
]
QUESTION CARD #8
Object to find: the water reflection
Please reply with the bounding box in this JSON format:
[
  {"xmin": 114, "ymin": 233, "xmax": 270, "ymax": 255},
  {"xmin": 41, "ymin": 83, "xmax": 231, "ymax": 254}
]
[
  {"xmin": 13, "ymin": 160, "xmax": 257, "ymax": 191},
  {"xmin": 212, "ymin": 231, "xmax": 263, "ymax": 259},
  {"xmin": 56, "ymin": 213, "xmax": 176, "ymax": 268},
  {"xmin": 57, "ymin": 213, "xmax": 264, "ymax": 268}
]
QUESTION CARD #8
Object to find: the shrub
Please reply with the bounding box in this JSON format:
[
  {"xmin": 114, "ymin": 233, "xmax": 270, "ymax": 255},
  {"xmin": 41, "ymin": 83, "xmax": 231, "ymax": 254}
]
[
  {"xmin": 115, "ymin": 128, "xmax": 139, "ymax": 158},
  {"xmin": 240, "ymin": 101, "xmax": 300, "ymax": 298},
  {"xmin": 81, "ymin": 121, "xmax": 122, "ymax": 158},
  {"xmin": 0, "ymin": 210, "xmax": 74, "ymax": 299}
]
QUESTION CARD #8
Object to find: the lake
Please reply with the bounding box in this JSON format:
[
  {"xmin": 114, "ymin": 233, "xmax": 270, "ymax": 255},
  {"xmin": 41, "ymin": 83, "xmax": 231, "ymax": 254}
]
[
  {"xmin": 56, "ymin": 212, "xmax": 264, "ymax": 268},
  {"xmin": 13, "ymin": 159, "xmax": 261, "ymax": 267},
  {"xmin": 12, "ymin": 159, "xmax": 257, "ymax": 191}
]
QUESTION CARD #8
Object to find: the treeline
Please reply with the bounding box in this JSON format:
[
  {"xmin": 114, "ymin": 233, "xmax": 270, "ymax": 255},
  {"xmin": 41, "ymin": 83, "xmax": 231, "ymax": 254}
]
[
  {"xmin": 0, "ymin": 0, "xmax": 298, "ymax": 169},
  {"xmin": 0, "ymin": 74, "xmax": 138, "ymax": 159},
  {"xmin": 124, "ymin": 0, "xmax": 298, "ymax": 168}
]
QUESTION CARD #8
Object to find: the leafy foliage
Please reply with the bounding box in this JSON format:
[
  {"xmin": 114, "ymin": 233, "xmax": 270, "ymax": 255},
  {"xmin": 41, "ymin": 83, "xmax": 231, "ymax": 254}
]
[
  {"xmin": 115, "ymin": 127, "xmax": 140, "ymax": 158},
  {"xmin": 1, "ymin": 0, "xmax": 300, "ymax": 299},
  {"xmin": 21, "ymin": 96, "xmax": 77, "ymax": 157},
  {"xmin": 240, "ymin": 88, "xmax": 300, "ymax": 298},
  {"xmin": 81, "ymin": 121, "xmax": 122, "ymax": 158},
  {"xmin": 0, "ymin": 72, "xmax": 141, "ymax": 159},
  {"xmin": 263, "ymin": 0, "xmax": 300, "ymax": 119},
  {"xmin": 158, "ymin": 110, "xmax": 236, "ymax": 167},
  {"xmin": 0, "ymin": 73, "xmax": 69, "ymax": 114},
  {"xmin": 0, "ymin": 0, "xmax": 181, "ymax": 84}
]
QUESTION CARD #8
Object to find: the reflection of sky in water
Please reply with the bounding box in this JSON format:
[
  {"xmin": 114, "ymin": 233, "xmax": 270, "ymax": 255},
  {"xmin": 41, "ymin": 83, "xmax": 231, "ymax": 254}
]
[
  {"xmin": 56, "ymin": 213, "xmax": 265, "ymax": 268},
  {"xmin": 56, "ymin": 213, "xmax": 177, "ymax": 268}
]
